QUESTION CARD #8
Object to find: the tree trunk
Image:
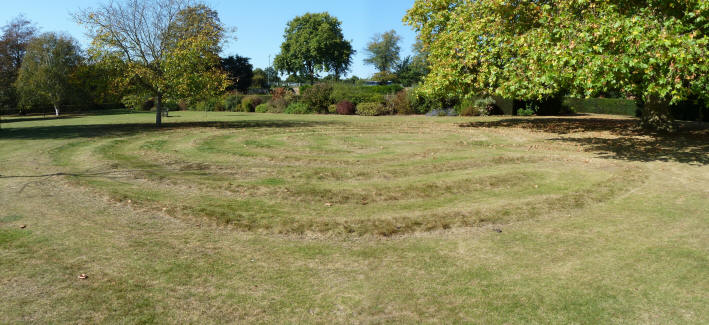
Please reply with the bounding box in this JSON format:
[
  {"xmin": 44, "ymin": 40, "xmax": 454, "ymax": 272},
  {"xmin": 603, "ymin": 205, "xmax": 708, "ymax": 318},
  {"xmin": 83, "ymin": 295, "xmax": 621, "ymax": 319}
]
[
  {"xmin": 155, "ymin": 93, "xmax": 162, "ymax": 127},
  {"xmin": 53, "ymin": 104, "xmax": 60, "ymax": 117},
  {"xmin": 641, "ymin": 97, "xmax": 675, "ymax": 132}
]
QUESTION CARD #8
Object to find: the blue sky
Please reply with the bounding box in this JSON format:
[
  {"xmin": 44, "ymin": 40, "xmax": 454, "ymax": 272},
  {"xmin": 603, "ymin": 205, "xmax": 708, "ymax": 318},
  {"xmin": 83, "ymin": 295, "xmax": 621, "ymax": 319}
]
[{"xmin": 1, "ymin": 0, "xmax": 418, "ymax": 78}]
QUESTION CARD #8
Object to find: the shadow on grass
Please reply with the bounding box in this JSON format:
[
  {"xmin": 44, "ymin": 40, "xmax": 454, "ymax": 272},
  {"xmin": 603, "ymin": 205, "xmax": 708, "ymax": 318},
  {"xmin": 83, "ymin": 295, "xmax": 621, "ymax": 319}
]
[
  {"xmin": 0, "ymin": 115, "xmax": 78, "ymax": 124},
  {"xmin": 460, "ymin": 117, "xmax": 709, "ymax": 165},
  {"xmin": 0, "ymin": 119, "xmax": 336, "ymax": 140}
]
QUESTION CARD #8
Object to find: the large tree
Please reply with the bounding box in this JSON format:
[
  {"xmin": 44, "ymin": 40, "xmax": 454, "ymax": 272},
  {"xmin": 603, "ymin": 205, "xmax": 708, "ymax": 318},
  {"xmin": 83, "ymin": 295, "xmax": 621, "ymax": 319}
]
[
  {"xmin": 405, "ymin": 0, "xmax": 709, "ymax": 131},
  {"xmin": 0, "ymin": 15, "xmax": 37, "ymax": 109},
  {"xmin": 274, "ymin": 13, "xmax": 354, "ymax": 84},
  {"xmin": 15, "ymin": 33, "xmax": 80, "ymax": 116},
  {"xmin": 364, "ymin": 30, "xmax": 401, "ymax": 74},
  {"xmin": 76, "ymin": 0, "xmax": 230, "ymax": 126},
  {"xmin": 221, "ymin": 55, "xmax": 253, "ymax": 92}
]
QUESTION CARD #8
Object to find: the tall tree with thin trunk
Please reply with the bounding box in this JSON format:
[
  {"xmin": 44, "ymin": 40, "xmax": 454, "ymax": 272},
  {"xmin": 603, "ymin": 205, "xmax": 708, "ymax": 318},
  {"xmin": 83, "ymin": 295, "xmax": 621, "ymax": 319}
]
[
  {"xmin": 15, "ymin": 33, "xmax": 79, "ymax": 117},
  {"xmin": 75, "ymin": 0, "xmax": 231, "ymax": 126}
]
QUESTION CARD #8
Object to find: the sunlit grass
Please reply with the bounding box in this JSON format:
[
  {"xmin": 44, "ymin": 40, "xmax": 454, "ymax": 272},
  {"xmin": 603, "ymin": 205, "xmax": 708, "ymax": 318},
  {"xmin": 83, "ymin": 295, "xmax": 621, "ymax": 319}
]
[{"xmin": 0, "ymin": 111, "xmax": 707, "ymax": 323}]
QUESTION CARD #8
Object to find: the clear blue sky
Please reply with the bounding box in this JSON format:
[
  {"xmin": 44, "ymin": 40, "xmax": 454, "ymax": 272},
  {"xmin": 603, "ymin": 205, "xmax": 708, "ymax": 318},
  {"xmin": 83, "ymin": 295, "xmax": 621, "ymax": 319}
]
[{"xmin": 1, "ymin": 0, "xmax": 418, "ymax": 78}]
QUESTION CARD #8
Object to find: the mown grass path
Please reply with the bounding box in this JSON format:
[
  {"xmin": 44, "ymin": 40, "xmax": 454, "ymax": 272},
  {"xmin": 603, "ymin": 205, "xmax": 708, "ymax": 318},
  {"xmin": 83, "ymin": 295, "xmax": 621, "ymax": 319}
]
[{"xmin": 1, "ymin": 111, "xmax": 707, "ymax": 323}]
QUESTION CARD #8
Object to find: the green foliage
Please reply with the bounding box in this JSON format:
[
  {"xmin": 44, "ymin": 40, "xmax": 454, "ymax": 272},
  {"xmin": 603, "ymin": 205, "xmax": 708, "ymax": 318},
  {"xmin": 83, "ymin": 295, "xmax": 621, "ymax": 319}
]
[
  {"xmin": 270, "ymin": 87, "xmax": 294, "ymax": 113},
  {"xmin": 364, "ymin": 30, "xmax": 400, "ymax": 73},
  {"xmin": 254, "ymin": 103, "xmax": 270, "ymax": 113},
  {"xmin": 385, "ymin": 90, "xmax": 416, "ymax": 115},
  {"xmin": 121, "ymin": 94, "xmax": 151, "ymax": 111},
  {"xmin": 240, "ymin": 95, "xmax": 263, "ymax": 112},
  {"xmin": 517, "ymin": 103, "xmax": 536, "ymax": 117},
  {"xmin": 371, "ymin": 71, "xmax": 397, "ymax": 85},
  {"xmin": 15, "ymin": 33, "xmax": 80, "ymax": 115},
  {"xmin": 405, "ymin": 0, "xmax": 709, "ymax": 130},
  {"xmin": 76, "ymin": 1, "xmax": 231, "ymax": 125},
  {"xmin": 394, "ymin": 55, "xmax": 427, "ymax": 87},
  {"xmin": 564, "ymin": 98, "xmax": 637, "ymax": 116},
  {"xmin": 251, "ymin": 68, "xmax": 267, "ymax": 89},
  {"xmin": 284, "ymin": 102, "xmax": 313, "ymax": 114},
  {"xmin": 299, "ymin": 84, "xmax": 312, "ymax": 95},
  {"xmin": 223, "ymin": 93, "xmax": 241, "ymax": 111},
  {"xmin": 330, "ymin": 83, "xmax": 402, "ymax": 106},
  {"xmin": 356, "ymin": 102, "xmax": 392, "ymax": 116},
  {"xmin": 273, "ymin": 13, "xmax": 354, "ymax": 83},
  {"xmin": 0, "ymin": 16, "xmax": 37, "ymax": 109},
  {"xmin": 301, "ymin": 83, "xmax": 333, "ymax": 113},
  {"xmin": 459, "ymin": 97, "xmax": 503, "ymax": 117},
  {"xmin": 221, "ymin": 55, "xmax": 253, "ymax": 92},
  {"xmin": 195, "ymin": 97, "xmax": 225, "ymax": 111}
]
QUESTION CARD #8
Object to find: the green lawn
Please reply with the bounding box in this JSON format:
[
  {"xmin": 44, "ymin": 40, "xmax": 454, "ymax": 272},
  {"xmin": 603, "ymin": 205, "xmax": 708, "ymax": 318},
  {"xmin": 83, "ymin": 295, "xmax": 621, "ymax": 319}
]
[{"xmin": 1, "ymin": 111, "xmax": 707, "ymax": 323}]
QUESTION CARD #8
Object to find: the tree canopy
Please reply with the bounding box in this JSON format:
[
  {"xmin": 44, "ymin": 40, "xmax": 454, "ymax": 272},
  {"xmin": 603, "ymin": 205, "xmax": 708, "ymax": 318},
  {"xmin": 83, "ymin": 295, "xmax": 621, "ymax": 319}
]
[
  {"xmin": 0, "ymin": 15, "xmax": 37, "ymax": 109},
  {"xmin": 15, "ymin": 33, "xmax": 80, "ymax": 116},
  {"xmin": 221, "ymin": 55, "xmax": 253, "ymax": 92},
  {"xmin": 405, "ymin": 0, "xmax": 709, "ymax": 131},
  {"xmin": 274, "ymin": 12, "xmax": 354, "ymax": 84},
  {"xmin": 364, "ymin": 30, "xmax": 401, "ymax": 73},
  {"xmin": 76, "ymin": 0, "xmax": 231, "ymax": 126}
]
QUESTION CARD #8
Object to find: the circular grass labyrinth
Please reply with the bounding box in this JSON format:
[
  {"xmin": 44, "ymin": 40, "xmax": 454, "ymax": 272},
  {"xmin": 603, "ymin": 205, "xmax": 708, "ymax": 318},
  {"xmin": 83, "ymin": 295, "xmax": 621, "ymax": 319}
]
[{"xmin": 51, "ymin": 117, "xmax": 644, "ymax": 235}]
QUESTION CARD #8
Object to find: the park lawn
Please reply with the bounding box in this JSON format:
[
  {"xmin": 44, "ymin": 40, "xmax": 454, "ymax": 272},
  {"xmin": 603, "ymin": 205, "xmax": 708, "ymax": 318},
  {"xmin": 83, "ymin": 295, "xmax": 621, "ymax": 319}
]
[{"xmin": 1, "ymin": 111, "xmax": 707, "ymax": 323}]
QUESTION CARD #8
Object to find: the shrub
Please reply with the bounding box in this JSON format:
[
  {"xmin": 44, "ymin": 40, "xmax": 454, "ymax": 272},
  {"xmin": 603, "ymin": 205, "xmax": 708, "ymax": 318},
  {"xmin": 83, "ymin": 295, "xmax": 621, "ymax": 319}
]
[
  {"xmin": 255, "ymin": 103, "xmax": 270, "ymax": 113},
  {"xmin": 459, "ymin": 97, "xmax": 504, "ymax": 116},
  {"xmin": 299, "ymin": 84, "xmax": 312, "ymax": 95},
  {"xmin": 517, "ymin": 102, "xmax": 536, "ymax": 116},
  {"xmin": 356, "ymin": 102, "xmax": 391, "ymax": 116},
  {"xmin": 240, "ymin": 95, "xmax": 263, "ymax": 112},
  {"xmin": 386, "ymin": 90, "xmax": 416, "ymax": 115},
  {"xmin": 284, "ymin": 102, "xmax": 313, "ymax": 114},
  {"xmin": 331, "ymin": 83, "xmax": 385, "ymax": 105},
  {"xmin": 271, "ymin": 87, "xmax": 293, "ymax": 100},
  {"xmin": 224, "ymin": 94, "xmax": 242, "ymax": 111},
  {"xmin": 195, "ymin": 97, "xmax": 225, "ymax": 111},
  {"xmin": 336, "ymin": 100, "xmax": 355, "ymax": 115},
  {"xmin": 121, "ymin": 94, "xmax": 148, "ymax": 111},
  {"xmin": 269, "ymin": 87, "xmax": 294, "ymax": 112},
  {"xmin": 301, "ymin": 83, "xmax": 334, "ymax": 113}
]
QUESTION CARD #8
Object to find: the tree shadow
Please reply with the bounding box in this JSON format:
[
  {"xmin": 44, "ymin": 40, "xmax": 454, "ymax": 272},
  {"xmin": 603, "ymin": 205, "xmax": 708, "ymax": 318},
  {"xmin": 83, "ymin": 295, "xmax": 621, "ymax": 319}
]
[
  {"xmin": 460, "ymin": 117, "xmax": 709, "ymax": 165},
  {"xmin": 0, "ymin": 115, "xmax": 79, "ymax": 124},
  {"xmin": 0, "ymin": 119, "xmax": 337, "ymax": 140}
]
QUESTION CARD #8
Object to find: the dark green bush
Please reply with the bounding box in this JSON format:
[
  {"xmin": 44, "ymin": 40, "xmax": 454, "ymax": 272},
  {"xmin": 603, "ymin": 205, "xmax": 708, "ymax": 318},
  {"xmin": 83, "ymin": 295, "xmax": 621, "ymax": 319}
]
[
  {"xmin": 563, "ymin": 97, "xmax": 637, "ymax": 116},
  {"xmin": 356, "ymin": 102, "xmax": 392, "ymax": 116},
  {"xmin": 301, "ymin": 83, "xmax": 334, "ymax": 113},
  {"xmin": 284, "ymin": 102, "xmax": 313, "ymax": 114}
]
